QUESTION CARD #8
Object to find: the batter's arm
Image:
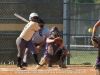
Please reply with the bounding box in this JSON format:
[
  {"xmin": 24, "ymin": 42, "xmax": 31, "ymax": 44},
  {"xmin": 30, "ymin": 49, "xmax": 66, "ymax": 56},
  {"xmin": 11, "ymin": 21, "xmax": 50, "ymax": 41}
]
[{"xmin": 92, "ymin": 20, "xmax": 100, "ymax": 38}]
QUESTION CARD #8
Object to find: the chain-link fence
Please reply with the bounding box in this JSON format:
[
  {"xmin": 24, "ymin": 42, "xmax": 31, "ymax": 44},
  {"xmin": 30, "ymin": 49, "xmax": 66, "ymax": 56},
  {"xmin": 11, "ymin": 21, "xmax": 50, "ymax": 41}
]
[
  {"xmin": 0, "ymin": 0, "xmax": 99, "ymax": 65},
  {"xmin": 69, "ymin": 2, "xmax": 100, "ymax": 65},
  {"xmin": 0, "ymin": 0, "xmax": 63, "ymax": 65}
]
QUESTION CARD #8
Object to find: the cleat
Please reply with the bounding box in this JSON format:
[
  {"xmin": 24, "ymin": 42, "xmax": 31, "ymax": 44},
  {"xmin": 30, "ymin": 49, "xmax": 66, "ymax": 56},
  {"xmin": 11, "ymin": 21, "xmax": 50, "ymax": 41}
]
[
  {"xmin": 47, "ymin": 63, "xmax": 52, "ymax": 67},
  {"xmin": 58, "ymin": 64, "xmax": 67, "ymax": 68},
  {"xmin": 21, "ymin": 62, "xmax": 28, "ymax": 67},
  {"xmin": 19, "ymin": 65, "xmax": 25, "ymax": 70},
  {"xmin": 17, "ymin": 64, "xmax": 25, "ymax": 70},
  {"xmin": 35, "ymin": 64, "xmax": 43, "ymax": 69},
  {"xmin": 17, "ymin": 64, "xmax": 20, "ymax": 67},
  {"xmin": 20, "ymin": 67, "xmax": 25, "ymax": 70}
]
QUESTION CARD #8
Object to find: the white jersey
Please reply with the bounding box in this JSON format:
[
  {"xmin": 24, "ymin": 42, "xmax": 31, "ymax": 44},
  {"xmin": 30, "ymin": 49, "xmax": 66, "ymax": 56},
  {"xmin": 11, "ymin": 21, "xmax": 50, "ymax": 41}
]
[
  {"xmin": 32, "ymin": 26, "xmax": 50, "ymax": 44},
  {"xmin": 20, "ymin": 21, "xmax": 40, "ymax": 41}
]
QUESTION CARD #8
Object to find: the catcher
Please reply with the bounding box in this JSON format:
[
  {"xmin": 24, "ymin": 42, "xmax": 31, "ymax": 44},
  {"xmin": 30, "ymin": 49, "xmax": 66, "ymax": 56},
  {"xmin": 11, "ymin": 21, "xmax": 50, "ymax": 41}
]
[
  {"xmin": 91, "ymin": 19, "xmax": 100, "ymax": 74},
  {"xmin": 35, "ymin": 26, "xmax": 71, "ymax": 69}
]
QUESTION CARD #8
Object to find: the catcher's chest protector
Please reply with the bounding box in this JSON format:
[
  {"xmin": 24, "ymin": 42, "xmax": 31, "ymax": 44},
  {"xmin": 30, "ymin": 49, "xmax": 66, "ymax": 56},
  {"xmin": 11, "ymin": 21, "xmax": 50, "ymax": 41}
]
[{"xmin": 46, "ymin": 43, "xmax": 59, "ymax": 55}]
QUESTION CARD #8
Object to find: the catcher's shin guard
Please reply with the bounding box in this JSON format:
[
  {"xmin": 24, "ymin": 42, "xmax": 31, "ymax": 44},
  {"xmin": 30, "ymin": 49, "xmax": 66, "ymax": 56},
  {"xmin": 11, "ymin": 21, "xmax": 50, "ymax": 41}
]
[
  {"xmin": 58, "ymin": 50, "xmax": 67, "ymax": 68},
  {"xmin": 35, "ymin": 56, "xmax": 49, "ymax": 69},
  {"xmin": 59, "ymin": 57, "xmax": 67, "ymax": 68}
]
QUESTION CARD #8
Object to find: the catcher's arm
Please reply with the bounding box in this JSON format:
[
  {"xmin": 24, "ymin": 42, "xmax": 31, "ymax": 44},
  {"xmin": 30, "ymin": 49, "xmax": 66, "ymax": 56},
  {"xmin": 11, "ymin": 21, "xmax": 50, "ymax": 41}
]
[
  {"xmin": 46, "ymin": 38, "xmax": 54, "ymax": 43},
  {"xmin": 46, "ymin": 37, "xmax": 63, "ymax": 45}
]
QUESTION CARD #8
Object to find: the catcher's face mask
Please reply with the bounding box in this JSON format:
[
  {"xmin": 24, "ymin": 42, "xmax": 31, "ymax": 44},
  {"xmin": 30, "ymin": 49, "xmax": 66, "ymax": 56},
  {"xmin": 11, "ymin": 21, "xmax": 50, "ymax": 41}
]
[{"xmin": 51, "ymin": 30, "xmax": 59, "ymax": 38}]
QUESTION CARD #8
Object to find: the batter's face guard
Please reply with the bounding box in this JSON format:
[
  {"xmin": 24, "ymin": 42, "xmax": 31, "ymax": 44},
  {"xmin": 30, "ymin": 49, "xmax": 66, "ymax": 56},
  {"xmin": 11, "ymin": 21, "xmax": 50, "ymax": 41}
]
[{"xmin": 31, "ymin": 17, "xmax": 39, "ymax": 22}]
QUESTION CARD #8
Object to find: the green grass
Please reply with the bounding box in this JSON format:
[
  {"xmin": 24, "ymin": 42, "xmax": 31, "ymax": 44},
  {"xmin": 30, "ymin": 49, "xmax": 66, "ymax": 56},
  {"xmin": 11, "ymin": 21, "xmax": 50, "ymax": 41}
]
[
  {"xmin": 69, "ymin": 50, "xmax": 97, "ymax": 65},
  {"xmin": 0, "ymin": 50, "xmax": 98, "ymax": 66}
]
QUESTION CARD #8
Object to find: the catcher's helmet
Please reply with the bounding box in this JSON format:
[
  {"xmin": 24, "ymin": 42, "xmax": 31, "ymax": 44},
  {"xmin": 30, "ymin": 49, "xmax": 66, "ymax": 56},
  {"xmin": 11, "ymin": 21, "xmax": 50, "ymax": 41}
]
[
  {"xmin": 50, "ymin": 27, "xmax": 59, "ymax": 32},
  {"xmin": 29, "ymin": 12, "xmax": 38, "ymax": 21}
]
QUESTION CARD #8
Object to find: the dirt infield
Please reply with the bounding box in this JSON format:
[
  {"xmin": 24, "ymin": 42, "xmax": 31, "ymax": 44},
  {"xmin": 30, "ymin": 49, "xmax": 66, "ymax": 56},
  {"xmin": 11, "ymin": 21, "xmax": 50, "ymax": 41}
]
[{"xmin": 0, "ymin": 65, "xmax": 96, "ymax": 75}]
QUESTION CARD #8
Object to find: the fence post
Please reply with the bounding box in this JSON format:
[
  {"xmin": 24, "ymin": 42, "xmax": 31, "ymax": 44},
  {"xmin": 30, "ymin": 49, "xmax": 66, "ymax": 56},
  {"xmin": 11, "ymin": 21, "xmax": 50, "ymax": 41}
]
[
  {"xmin": 63, "ymin": 0, "xmax": 67, "ymax": 65},
  {"xmin": 66, "ymin": 0, "xmax": 71, "ymax": 65},
  {"xmin": 63, "ymin": 0, "xmax": 71, "ymax": 65}
]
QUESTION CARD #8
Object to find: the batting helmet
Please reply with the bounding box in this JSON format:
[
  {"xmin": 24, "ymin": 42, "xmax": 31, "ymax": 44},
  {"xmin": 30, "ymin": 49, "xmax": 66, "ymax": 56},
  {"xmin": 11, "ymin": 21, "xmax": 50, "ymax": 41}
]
[
  {"xmin": 29, "ymin": 12, "xmax": 38, "ymax": 21},
  {"xmin": 50, "ymin": 27, "xmax": 59, "ymax": 32}
]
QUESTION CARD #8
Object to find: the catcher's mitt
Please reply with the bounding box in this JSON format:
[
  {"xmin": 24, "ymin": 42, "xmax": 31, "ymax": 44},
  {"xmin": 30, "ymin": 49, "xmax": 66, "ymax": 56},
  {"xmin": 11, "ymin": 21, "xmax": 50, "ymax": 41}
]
[
  {"xmin": 91, "ymin": 37, "xmax": 98, "ymax": 48},
  {"xmin": 54, "ymin": 37, "xmax": 63, "ymax": 45}
]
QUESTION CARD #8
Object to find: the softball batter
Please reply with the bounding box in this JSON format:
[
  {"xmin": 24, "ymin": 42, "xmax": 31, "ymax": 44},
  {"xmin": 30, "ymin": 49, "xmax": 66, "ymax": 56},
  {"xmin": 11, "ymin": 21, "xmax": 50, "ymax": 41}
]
[
  {"xmin": 16, "ymin": 12, "xmax": 40, "ymax": 69},
  {"xmin": 22, "ymin": 18, "xmax": 50, "ymax": 66},
  {"xmin": 92, "ymin": 19, "xmax": 100, "ymax": 70}
]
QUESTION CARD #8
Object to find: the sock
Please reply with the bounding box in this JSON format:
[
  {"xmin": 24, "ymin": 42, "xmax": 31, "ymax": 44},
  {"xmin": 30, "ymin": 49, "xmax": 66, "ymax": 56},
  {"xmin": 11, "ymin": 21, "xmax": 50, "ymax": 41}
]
[
  {"xmin": 33, "ymin": 54, "xmax": 39, "ymax": 65},
  {"xmin": 17, "ymin": 57, "xmax": 22, "ymax": 67}
]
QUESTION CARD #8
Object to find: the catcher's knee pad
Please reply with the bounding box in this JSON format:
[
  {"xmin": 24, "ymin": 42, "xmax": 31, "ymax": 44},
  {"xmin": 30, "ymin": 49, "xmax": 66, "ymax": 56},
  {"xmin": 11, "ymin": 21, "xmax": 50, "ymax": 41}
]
[
  {"xmin": 60, "ymin": 50, "xmax": 67, "ymax": 61},
  {"xmin": 58, "ymin": 50, "xmax": 67, "ymax": 68},
  {"xmin": 59, "ymin": 59, "xmax": 67, "ymax": 68},
  {"xmin": 62, "ymin": 50, "xmax": 67, "ymax": 56}
]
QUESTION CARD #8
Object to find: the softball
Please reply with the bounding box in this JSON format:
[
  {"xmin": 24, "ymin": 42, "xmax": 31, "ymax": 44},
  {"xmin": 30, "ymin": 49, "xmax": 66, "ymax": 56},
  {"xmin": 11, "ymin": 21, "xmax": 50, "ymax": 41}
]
[{"xmin": 88, "ymin": 28, "xmax": 93, "ymax": 33}]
